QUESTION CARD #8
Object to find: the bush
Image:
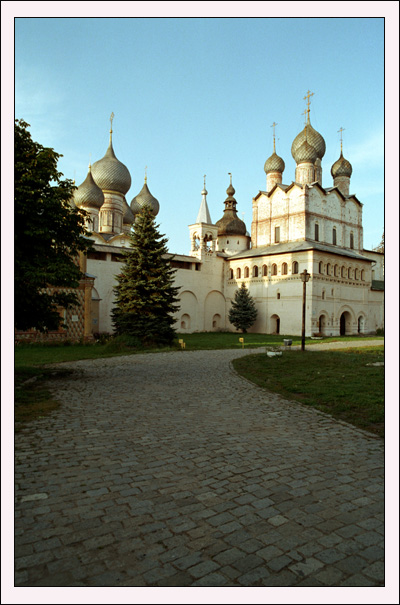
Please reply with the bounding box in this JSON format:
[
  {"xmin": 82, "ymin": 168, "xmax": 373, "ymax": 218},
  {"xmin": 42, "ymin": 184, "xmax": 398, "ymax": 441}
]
[
  {"xmin": 93, "ymin": 332, "xmax": 112, "ymax": 345},
  {"xmin": 103, "ymin": 334, "xmax": 144, "ymax": 352}
]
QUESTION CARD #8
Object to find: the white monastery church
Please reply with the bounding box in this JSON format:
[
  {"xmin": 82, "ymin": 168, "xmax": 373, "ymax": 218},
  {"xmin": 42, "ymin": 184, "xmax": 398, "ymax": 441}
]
[{"xmin": 71, "ymin": 97, "xmax": 384, "ymax": 339}]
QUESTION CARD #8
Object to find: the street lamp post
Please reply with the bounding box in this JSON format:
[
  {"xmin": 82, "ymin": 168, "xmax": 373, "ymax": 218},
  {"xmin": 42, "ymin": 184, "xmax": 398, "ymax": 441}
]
[{"xmin": 300, "ymin": 269, "xmax": 310, "ymax": 351}]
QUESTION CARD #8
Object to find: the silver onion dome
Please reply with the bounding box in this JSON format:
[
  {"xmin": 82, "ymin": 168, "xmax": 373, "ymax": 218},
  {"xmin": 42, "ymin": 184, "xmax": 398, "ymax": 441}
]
[
  {"xmin": 264, "ymin": 151, "xmax": 285, "ymax": 174},
  {"xmin": 130, "ymin": 180, "xmax": 160, "ymax": 217},
  {"xmin": 294, "ymin": 137, "xmax": 319, "ymax": 164},
  {"xmin": 331, "ymin": 152, "xmax": 353, "ymax": 178},
  {"xmin": 91, "ymin": 139, "xmax": 131, "ymax": 195},
  {"xmin": 123, "ymin": 200, "xmax": 136, "ymax": 225},
  {"xmin": 291, "ymin": 122, "xmax": 326, "ymax": 162},
  {"xmin": 73, "ymin": 166, "xmax": 104, "ymax": 209}
]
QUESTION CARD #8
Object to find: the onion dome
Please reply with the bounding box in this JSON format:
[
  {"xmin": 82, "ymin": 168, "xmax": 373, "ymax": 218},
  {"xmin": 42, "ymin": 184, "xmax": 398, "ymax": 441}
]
[
  {"xmin": 295, "ymin": 137, "xmax": 319, "ymax": 164},
  {"xmin": 73, "ymin": 166, "xmax": 104, "ymax": 209},
  {"xmin": 123, "ymin": 200, "xmax": 136, "ymax": 225},
  {"xmin": 215, "ymin": 175, "xmax": 247, "ymax": 236},
  {"xmin": 331, "ymin": 151, "xmax": 352, "ymax": 178},
  {"xmin": 91, "ymin": 133, "xmax": 131, "ymax": 195},
  {"xmin": 291, "ymin": 121, "xmax": 326, "ymax": 163},
  {"xmin": 130, "ymin": 176, "xmax": 160, "ymax": 217},
  {"xmin": 264, "ymin": 151, "xmax": 285, "ymax": 174}
]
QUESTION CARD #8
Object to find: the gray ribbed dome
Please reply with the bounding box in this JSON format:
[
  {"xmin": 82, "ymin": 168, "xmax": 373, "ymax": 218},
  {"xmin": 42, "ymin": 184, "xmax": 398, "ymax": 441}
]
[
  {"xmin": 73, "ymin": 167, "xmax": 104, "ymax": 209},
  {"xmin": 293, "ymin": 137, "xmax": 319, "ymax": 164},
  {"xmin": 331, "ymin": 152, "xmax": 352, "ymax": 178},
  {"xmin": 91, "ymin": 139, "xmax": 131, "ymax": 195},
  {"xmin": 130, "ymin": 181, "xmax": 160, "ymax": 217},
  {"xmin": 264, "ymin": 152, "xmax": 285, "ymax": 174},
  {"xmin": 291, "ymin": 122, "xmax": 326, "ymax": 162},
  {"xmin": 123, "ymin": 200, "xmax": 136, "ymax": 225}
]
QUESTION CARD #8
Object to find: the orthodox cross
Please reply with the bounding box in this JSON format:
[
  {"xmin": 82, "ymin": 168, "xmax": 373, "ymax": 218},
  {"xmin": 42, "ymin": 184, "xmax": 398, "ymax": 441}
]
[
  {"xmin": 145, "ymin": 165, "xmax": 148, "ymax": 183},
  {"xmin": 204, "ymin": 174, "xmax": 206, "ymax": 189},
  {"xmin": 271, "ymin": 122, "xmax": 277, "ymax": 151},
  {"xmin": 110, "ymin": 112, "xmax": 114, "ymax": 133},
  {"xmin": 228, "ymin": 172, "xmax": 232, "ymax": 186},
  {"xmin": 304, "ymin": 90, "xmax": 314, "ymax": 121},
  {"xmin": 338, "ymin": 127, "xmax": 345, "ymax": 152}
]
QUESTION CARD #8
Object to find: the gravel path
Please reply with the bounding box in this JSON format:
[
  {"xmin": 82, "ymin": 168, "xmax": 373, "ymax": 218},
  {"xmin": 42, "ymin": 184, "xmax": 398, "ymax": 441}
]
[{"xmin": 15, "ymin": 346, "xmax": 384, "ymax": 587}]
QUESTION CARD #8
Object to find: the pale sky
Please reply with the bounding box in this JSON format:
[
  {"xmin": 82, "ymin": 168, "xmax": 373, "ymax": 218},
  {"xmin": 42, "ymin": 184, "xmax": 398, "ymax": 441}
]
[{"xmin": 9, "ymin": 8, "xmax": 393, "ymax": 255}]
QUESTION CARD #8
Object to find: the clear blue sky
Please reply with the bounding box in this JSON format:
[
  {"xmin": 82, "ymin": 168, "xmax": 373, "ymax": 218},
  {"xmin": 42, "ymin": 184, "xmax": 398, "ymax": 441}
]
[{"xmin": 11, "ymin": 12, "xmax": 390, "ymax": 253}]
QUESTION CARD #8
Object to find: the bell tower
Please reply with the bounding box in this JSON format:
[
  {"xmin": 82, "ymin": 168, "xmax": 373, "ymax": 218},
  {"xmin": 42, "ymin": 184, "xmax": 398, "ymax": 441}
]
[{"xmin": 189, "ymin": 176, "xmax": 218, "ymax": 259}]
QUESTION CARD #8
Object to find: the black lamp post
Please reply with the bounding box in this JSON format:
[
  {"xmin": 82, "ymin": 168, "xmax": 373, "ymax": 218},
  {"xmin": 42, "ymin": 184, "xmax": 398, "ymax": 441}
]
[{"xmin": 300, "ymin": 269, "xmax": 310, "ymax": 351}]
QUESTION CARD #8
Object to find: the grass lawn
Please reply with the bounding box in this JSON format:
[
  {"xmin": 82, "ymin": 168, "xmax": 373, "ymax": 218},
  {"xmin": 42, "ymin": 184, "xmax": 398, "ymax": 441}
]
[
  {"xmin": 232, "ymin": 346, "xmax": 384, "ymax": 438},
  {"xmin": 14, "ymin": 333, "xmax": 384, "ymax": 431}
]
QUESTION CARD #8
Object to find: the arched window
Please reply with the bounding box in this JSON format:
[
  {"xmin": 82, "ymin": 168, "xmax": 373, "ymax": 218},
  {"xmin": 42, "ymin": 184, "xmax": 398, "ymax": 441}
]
[
  {"xmin": 350, "ymin": 232, "xmax": 354, "ymax": 249},
  {"xmin": 361, "ymin": 270, "xmax": 365, "ymax": 281},
  {"xmin": 292, "ymin": 261, "xmax": 299, "ymax": 274},
  {"xmin": 229, "ymin": 268, "xmax": 234, "ymax": 280},
  {"xmin": 282, "ymin": 263, "xmax": 288, "ymax": 275},
  {"xmin": 315, "ymin": 223, "xmax": 319, "ymax": 241},
  {"xmin": 236, "ymin": 267, "xmax": 241, "ymax": 279},
  {"xmin": 253, "ymin": 266, "xmax": 258, "ymax": 278},
  {"xmin": 348, "ymin": 267, "xmax": 352, "ymax": 279},
  {"xmin": 341, "ymin": 266, "xmax": 346, "ymax": 278},
  {"xmin": 275, "ymin": 226, "xmax": 280, "ymax": 243},
  {"xmin": 355, "ymin": 268, "xmax": 359, "ymax": 280},
  {"xmin": 262, "ymin": 264, "xmax": 268, "ymax": 277},
  {"xmin": 333, "ymin": 227, "xmax": 337, "ymax": 245},
  {"xmin": 272, "ymin": 264, "xmax": 278, "ymax": 276},
  {"xmin": 334, "ymin": 265, "xmax": 339, "ymax": 277},
  {"xmin": 277, "ymin": 292, "xmax": 281, "ymax": 299},
  {"xmin": 244, "ymin": 266, "xmax": 249, "ymax": 278},
  {"xmin": 319, "ymin": 261, "xmax": 323, "ymax": 274},
  {"xmin": 322, "ymin": 290, "xmax": 325, "ymax": 300},
  {"xmin": 327, "ymin": 264, "xmax": 331, "ymax": 275}
]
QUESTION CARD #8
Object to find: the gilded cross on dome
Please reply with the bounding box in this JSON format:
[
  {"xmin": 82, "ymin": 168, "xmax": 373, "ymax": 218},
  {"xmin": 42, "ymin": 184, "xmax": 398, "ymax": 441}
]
[
  {"xmin": 110, "ymin": 112, "xmax": 114, "ymax": 133},
  {"xmin": 271, "ymin": 122, "xmax": 277, "ymax": 152},
  {"xmin": 303, "ymin": 90, "xmax": 314, "ymax": 122},
  {"xmin": 338, "ymin": 127, "xmax": 345, "ymax": 152}
]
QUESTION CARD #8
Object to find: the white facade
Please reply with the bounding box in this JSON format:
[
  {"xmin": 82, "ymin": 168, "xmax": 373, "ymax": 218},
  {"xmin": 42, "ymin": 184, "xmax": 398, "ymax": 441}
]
[{"xmin": 76, "ymin": 110, "xmax": 384, "ymax": 338}]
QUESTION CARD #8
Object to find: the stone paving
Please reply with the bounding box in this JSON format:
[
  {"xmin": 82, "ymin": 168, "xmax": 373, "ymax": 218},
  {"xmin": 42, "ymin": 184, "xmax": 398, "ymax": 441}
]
[{"xmin": 14, "ymin": 347, "xmax": 384, "ymax": 587}]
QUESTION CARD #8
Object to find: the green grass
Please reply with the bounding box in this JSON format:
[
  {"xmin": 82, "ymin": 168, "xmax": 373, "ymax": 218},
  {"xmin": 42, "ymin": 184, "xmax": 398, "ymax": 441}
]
[
  {"xmin": 14, "ymin": 333, "xmax": 384, "ymax": 428},
  {"xmin": 232, "ymin": 346, "xmax": 385, "ymax": 438}
]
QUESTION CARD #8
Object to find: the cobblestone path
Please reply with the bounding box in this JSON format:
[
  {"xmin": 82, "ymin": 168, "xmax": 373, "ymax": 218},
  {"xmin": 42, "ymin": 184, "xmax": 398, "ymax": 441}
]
[{"xmin": 15, "ymin": 349, "xmax": 384, "ymax": 587}]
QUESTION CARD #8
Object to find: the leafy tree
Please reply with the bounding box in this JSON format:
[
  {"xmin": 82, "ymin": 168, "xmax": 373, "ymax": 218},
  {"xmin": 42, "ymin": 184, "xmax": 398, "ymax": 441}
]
[
  {"xmin": 228, "ymin": 282, "xmax": 258, "ymax": 333},
  {"xmin": 112, "ymin": 205, "xmax": 180, "ymax": 346},
  {"xmin": 373, "ymin": 231, "xmax": 384, "ymax": 253},
  {"xmin": 14, "ymin": 119, "xmax": 93, "ymax": 332}
]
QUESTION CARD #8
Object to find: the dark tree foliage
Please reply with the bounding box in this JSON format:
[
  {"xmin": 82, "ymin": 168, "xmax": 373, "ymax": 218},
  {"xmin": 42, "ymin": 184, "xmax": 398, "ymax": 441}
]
[
  {"xmin": 14, "ymin": 119, "xmax": 92, "ymax": 332},
  {"xmin": 228, "ymin": 281, "xmax": 258, "ymax": 333},
  {"xmin": 373, "ymin": 231, "xmax": 384, "ymax": 253},
  {"xmin": 112, "ymin": 205, "xmax": 180, "ymax": 346}
]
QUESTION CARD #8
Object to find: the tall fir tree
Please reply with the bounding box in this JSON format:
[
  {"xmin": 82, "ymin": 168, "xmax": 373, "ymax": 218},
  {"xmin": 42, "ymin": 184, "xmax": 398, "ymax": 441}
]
[
  {"xmin": 228, "ymin": 282, "xmax": 258, "ymax": 333},
  {"xmin": 112, "ymin": 205, "xmax": 180, "ymax": 346}
]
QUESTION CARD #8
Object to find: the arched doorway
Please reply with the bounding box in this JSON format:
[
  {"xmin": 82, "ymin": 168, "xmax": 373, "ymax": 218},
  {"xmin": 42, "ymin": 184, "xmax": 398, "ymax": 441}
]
[
  {"xmin": 181, "ymin": 313, "xmax": 191, "ymax": 331},
  {"xmin": 212, "ymin": 314, "xmax": 221, "ymax": 329},
  {"xmin": 358, "ymin": 316, "xmax": 364, "ymax": 334},
  {"xmin": 340, "ymin": 311, "xmax": 352, "ymax": 336},
  {"xmin": 318, "ymin": 314, "xmax": 327, "ymax": 335},
  {"xmin": 271, "ymin": 314, "xmax": 280, "ymax": 334}
]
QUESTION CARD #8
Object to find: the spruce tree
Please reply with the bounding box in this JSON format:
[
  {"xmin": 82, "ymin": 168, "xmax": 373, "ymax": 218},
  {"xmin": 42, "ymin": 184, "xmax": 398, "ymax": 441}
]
[
  {"xmin": 112, "ymin": 205, "xmax": 180, "ymax": 346},
  {"xmin": 228, "ymin": 282, "xmax": 258, "ymax": 333}
]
